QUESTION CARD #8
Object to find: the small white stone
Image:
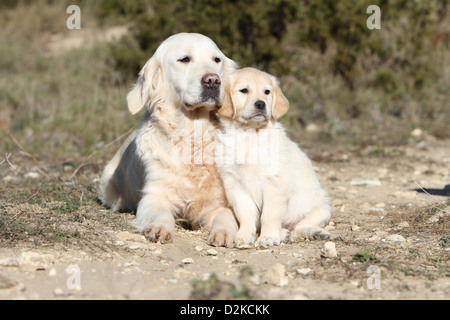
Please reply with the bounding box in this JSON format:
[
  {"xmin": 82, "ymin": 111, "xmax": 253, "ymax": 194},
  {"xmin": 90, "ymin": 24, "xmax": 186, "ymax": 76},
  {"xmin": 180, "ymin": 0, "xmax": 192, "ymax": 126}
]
[
  {"xmin": 296, "ymin": 268, "xmax": 312, "ymax": 275},
  {"xmin": 305, "ymin": 123, "xmax": 319, "ymax": 133},
  {"xmin": 181, "ymin": 258, "xmax": 194, "ymax": 264},
  {"xmin": 411, "ymin": 128, "xmax": 423, "ymax": 137},
  {"xmin": 195, "ymin": 246, "xmax": 203, "ymax": 252},
  {"xmin": 385, "ymin": 234, "xmax": 405, "ymax": 242},
  {"xmin": 53, "ymin": 288, "xmax": 65, "ymax": 296},
  {"xmin": 322, "ymin": 241, "xmax": 338, "ymax": 258},
  {"xmin": 24, "ymin": 172, "xmax": 40, "ymax": 179},
  {"xmin": 123, "ymin": 261, "xmax": 137, "ymax": 267},
  {"xmin": 206, "ymin": 249, "xmax": 218, "ymax": 256}
]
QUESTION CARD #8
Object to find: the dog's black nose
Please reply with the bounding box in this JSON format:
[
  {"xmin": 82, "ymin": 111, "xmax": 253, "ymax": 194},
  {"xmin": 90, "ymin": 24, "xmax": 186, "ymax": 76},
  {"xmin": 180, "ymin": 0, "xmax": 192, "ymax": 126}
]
[
  {"xmin": 202, "ymin": 73, "xmax": 221, "ymax": 89},
  {"xmin": 255, "ymin": 100, "xmax": 266, "ymax": 110}
]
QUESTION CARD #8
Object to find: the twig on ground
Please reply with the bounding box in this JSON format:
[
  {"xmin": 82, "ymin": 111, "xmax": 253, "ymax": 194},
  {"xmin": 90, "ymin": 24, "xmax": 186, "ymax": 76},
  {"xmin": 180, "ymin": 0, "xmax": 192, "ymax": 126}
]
[
  {"xmin": 72, "ymin": 127, "xmax": 134, "ymax": 178},
  {"xmin": 411, "ymin": 178, "xmax": 447, "ymax": 214},
  {"xmin": 1, "ymin": 128, "xmax": 50, "ymax": 178},
  {"xmin": 4, "ymin": 153, "xmax": 19, "ymax": 171}
]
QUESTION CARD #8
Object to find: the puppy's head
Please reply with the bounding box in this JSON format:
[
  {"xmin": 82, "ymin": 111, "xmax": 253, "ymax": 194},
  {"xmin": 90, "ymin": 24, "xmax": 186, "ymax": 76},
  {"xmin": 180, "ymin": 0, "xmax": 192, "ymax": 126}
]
[
  {"xmin": 127, "ymin": 33, "xmax": 238, "ymax": 114},
  {"xmin": 218, "ymin": 68, "xmax": 289, "ymax": 127}
]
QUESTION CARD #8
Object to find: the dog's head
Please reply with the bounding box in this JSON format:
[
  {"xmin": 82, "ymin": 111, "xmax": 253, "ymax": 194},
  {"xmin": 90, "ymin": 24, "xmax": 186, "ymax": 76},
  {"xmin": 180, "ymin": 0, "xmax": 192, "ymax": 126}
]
[
  {"xmin": 218, "ymin": 68, "xmax": 289, "ymax": 128},
  {"xmin": 127, "ymin": 33, "xmax": 238, "ymax": 114}
]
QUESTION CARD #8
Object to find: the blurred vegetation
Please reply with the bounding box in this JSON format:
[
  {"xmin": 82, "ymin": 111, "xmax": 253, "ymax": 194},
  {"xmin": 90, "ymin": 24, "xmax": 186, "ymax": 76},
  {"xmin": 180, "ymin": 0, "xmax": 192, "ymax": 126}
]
[
  {"xmin": 0, "ymin": 0, "xmax": 449, "ymax": 162},
  {"xmin": 99, "ymin": 0, "xmax": 449, "ymax": 130}
]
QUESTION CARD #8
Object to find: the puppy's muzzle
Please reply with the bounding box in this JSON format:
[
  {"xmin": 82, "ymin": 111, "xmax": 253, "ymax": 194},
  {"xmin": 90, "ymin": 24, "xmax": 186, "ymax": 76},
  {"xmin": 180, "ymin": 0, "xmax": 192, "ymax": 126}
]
[{"xmin": 254, "ymin": 100, "xmax": 266, "ymax": 110}]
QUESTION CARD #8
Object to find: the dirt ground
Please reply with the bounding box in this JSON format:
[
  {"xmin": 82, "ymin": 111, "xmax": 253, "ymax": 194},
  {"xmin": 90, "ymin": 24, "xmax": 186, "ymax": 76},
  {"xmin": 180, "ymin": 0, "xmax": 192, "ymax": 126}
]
[{"xmin": 0, "ymin": 131, "xmax": 448, "ymax": 300}]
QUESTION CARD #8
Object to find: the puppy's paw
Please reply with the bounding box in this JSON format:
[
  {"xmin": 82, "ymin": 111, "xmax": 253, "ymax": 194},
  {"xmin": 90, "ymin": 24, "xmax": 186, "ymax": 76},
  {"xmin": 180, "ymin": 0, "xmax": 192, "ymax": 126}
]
[
  {"xmin": 312, "ymin": 228, "xmax": 330, "ymax": 240},
  {"xmin": 208, "ymin": 229, "xmax": 236, "ymax": 248},
  {"xmin": 256, "ymin": 235, "xmax": 280, "ymax": 247},
  {"xmin": 236, "ymin": 229, "xmax": 256, "ymax": 248},
  {"xmin": 143, "ymin": 223, "xmax": 174, "ymax": 244},
  {"xmin": 281, "ymin": 228, "xmax": 291, "ymax": 243},
  {"xmin": 292, "ymin": 226, "xmax": 330, "ymax": 241}
]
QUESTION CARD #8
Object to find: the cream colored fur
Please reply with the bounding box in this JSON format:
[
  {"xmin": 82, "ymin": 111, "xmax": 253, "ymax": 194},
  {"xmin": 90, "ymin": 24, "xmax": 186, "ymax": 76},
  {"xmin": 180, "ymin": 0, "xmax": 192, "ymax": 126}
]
[
  {"xmin": 216, "ymin": 68, "xmax": 331, "ymax": 247},
  {"xmin": 99, "ymin": 33, "xmax": 239, "ymax": 247}
]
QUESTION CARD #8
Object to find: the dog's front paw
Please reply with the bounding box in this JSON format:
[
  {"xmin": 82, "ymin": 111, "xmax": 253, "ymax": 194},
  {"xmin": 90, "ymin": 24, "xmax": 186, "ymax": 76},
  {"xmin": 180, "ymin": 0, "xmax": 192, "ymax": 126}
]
[
  {"xmin": 208, "ymin": 228, "xmax": 236, "ymax": 248},
  {"xmin": 143, "ymin": 223, "xmax": 174, "ymax": 244}
]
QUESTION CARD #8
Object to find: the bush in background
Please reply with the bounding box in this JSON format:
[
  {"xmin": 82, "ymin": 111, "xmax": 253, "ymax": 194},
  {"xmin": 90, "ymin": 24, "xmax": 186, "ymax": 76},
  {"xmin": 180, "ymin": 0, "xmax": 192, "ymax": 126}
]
[{"xmin": 99, "ymin": 0, "xmax": 449, "ymax": 131}]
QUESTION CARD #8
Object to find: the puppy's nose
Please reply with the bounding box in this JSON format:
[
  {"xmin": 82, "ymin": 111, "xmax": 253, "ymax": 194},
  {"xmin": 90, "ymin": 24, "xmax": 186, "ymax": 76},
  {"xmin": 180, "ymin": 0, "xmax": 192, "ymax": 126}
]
[
  {"xmin": 202, "ymin": 73, "xmax": 221, "ymax": 89},
  {"xmin": 254, "ymin": 100, "xmax": 266, "ymax": 110}
]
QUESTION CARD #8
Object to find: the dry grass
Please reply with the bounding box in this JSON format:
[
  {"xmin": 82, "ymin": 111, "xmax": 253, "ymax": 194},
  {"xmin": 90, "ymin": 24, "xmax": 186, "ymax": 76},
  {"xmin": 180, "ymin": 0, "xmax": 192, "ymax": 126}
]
[
  {"xmin": 0, "ymin": 172, "xmax": 132, "ymax": 250},
  {"xmin": 0, "ymin": 1, "xmax": 134, "ymax": 161}
]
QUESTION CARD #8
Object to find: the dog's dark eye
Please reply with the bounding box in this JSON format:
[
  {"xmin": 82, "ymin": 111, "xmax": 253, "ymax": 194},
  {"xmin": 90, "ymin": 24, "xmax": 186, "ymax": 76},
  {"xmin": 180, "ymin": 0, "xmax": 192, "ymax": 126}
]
[
  {"xmin": 214, "ymin": 57, "xmax": 221, "ymax": 63},
  {"xmin": 240, "ymin": 88, "xmax": 248, "ymax": 94},
  {"xmin": 178, "ymin": 56, "xmax": 190, "ymax": 63},
  {"xmin": 264, "ymin": 89, "xmax": 270, "ymax": 95}
]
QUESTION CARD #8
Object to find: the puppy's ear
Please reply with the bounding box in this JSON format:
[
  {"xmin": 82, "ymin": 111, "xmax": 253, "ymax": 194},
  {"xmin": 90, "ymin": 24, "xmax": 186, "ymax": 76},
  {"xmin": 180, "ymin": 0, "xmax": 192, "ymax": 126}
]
[
  {"xmin": 127, "ymin": 57, "xmax": 163, "ymax": 114},
  {"xmin": 218, "ymin": 82, "xmax": 235, "ymax": 118},
  {"xmin": 271, "ymin": 77, "xmax": 289, "ymax": 120}
]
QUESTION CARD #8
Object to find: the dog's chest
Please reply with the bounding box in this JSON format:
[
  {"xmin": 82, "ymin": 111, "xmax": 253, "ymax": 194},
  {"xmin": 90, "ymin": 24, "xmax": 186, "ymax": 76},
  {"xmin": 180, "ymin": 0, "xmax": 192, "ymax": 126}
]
[{"xmin": 181, "ymin": 163, "xmax": 227, "ymax": 216}]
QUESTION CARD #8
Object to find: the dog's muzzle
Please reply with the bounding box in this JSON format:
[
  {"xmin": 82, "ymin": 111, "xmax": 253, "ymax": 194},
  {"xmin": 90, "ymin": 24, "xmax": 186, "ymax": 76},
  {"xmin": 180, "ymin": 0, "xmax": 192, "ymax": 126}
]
[{"xmin": 201, "ymin": 73, "xmax": 221, "ymax": 104}]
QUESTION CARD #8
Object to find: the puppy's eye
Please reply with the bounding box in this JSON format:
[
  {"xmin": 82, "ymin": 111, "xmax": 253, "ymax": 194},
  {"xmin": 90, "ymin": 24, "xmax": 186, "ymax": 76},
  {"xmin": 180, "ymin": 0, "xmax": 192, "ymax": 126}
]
[
  {"xmin": 264, "ymin": 90, "xmax": 270, "ymax": 95},
  {"xmin": 214, "ymin": 57, "xmax": 221, "ymax": 63},
  {"xmin": 178, "ymin": 56, "xmax": 190, "ymax": 63},
  {"xmin": 239, "ymin": 88, "xmax": 248, "ymax": 94}
]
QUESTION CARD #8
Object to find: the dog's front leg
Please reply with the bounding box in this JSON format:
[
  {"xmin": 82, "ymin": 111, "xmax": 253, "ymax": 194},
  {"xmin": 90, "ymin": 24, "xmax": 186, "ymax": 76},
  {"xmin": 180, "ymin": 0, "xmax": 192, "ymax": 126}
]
[
  {"xmin": 257, "ymin": 188, "xmax": 286, "ymax": 247},
  {"xmin": 207, "ymin": 207, "xmax": 238, "ymax": 248},
  {"xmin": 132, "ymin": 193, "xmax": 176, "ymax": 244},
  {"xmin": 232, "ymin": 195, "xmax": 259, "ymax": 247}
]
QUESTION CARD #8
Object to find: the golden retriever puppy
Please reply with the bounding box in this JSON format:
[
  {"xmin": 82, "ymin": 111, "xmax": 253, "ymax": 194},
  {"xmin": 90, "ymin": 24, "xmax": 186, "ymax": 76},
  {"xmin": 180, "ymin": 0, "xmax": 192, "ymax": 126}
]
[
  {"xmin": 215, "ymin": 67, "xmax": 331, "ymax": 247},
  {"xmin": 99, "ymin": 33, "xmax": 239, "ymax": 247}
]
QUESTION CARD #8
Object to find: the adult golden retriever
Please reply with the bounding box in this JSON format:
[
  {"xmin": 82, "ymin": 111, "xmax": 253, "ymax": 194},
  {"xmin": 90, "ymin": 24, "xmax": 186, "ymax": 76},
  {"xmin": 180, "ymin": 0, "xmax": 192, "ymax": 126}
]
[
  {"xmin": 99, "ymin": 33, "xmax": 239, "ymax": 247},
  {"xmin": 215, "ymin": 68, "xmax": 331, "ymax": 247}
]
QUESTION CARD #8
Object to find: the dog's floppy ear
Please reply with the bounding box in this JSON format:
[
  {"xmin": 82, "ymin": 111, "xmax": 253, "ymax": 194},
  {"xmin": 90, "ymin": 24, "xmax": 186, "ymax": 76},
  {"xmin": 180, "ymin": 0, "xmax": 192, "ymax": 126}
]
[
  {"xmin": 223, "ymin": 56, "xmax": 239, "ymax": 78},
  {"xmin": 218, "ymin": 81, "xmax": 235, "ymax": 118},
  {"xmin": 271, "ymin": 77, "xmax": 289, "ymax": 120},
  {"xmin": 127, "ymin": 56, "xmax": 163, "ymax": 114}
]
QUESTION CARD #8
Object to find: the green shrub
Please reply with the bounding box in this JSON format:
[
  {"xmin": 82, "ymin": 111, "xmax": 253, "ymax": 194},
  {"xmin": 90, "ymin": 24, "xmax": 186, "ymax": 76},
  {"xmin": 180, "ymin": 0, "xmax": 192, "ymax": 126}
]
[{"xmin": 98, "ymin": 0, "xmax": 450, "ymax": 130}]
